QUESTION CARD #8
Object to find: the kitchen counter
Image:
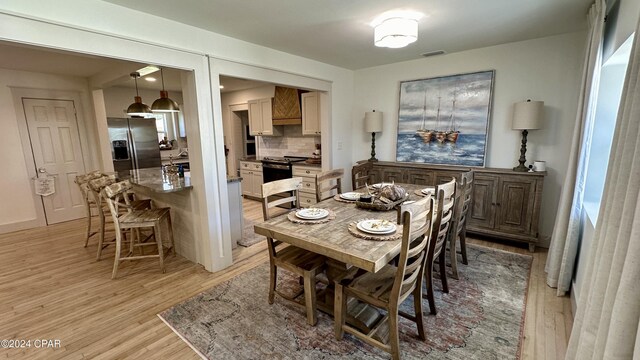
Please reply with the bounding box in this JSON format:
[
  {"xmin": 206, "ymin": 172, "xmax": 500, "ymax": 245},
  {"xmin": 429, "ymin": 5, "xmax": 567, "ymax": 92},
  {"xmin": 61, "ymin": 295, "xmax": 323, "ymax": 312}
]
[
  {"xmin": 238, "ymin": 156, "xmax": 262, "ymax": 163},
  {"xmin": 293, "ymin": 162, "xmax": 322, "ymax": 168},
  {"xmin": 119, "ymin": 168, "xmax": 192, "ymax": 193}
]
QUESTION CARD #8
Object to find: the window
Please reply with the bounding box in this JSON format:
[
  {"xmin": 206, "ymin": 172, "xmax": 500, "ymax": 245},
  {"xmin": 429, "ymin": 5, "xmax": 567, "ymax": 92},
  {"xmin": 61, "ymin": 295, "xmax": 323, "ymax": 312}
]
[{"xmin": 154, "ymin": 114, "xmax": 167, "ymax": 143}]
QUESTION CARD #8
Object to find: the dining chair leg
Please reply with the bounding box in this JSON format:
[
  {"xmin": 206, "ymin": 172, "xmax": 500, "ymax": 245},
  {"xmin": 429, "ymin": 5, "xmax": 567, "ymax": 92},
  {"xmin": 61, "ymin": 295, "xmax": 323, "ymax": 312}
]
[
  {"xmin": 449, "ymin": 233, "xmax": 459, "ymax": 280},
  {"xmin": 111, "ymin": 230, "xmax": 123, "ymax": 280},
  {"xmin": 388, "ymin": 308, "xmax": 401, "ymax": 360},
  {"xmin": 154, "ymin": 223, "xmax": 165, "ymax": 273},
  {"xmin": 413, "ymin": 284, "xmax": 426, "ymax": 340},
  {"xmin": 165, "ymin": 214, "xmax": 176, "ymax": 256},
  {"xmin": 439, "ymin": 250, "xmax": 449, "ymax": 293},
  {"xmin": 334, "ymin": 283, "xmax": 346, "ymax": 340},
  {"xmin": 303, "ymin": 270, "xmax": 317, "ymax": 326},
  {"xmin": 460, "ymin": 232, "xmax": 468, "ymax": 265},
  {"xmin": 423, "ymin": 265, "xmax": 437, "ymax": 315},
  {"xmin": 96, "ymin": 214, "xmax": 106, "ymax": 261},
  {"xmin": 268, "ymin": 263, "xmax": 277, "ymax": 304},
  {"xmin": 84, "ymin": 207, "xmax": 92, "ymax": 247}
]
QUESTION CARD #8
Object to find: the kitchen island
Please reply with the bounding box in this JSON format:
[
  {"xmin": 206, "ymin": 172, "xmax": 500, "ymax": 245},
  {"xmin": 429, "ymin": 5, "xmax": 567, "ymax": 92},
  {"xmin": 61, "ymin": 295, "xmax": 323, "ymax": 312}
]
[{"xmin": 118, "ymin": 168, "xmax": 197, "ymax": 262}]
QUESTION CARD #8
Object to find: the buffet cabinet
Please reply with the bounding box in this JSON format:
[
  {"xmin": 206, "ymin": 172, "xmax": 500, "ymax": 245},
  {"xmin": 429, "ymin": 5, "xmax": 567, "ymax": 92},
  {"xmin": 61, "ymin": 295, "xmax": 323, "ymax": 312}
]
[{"xmin": 359, "ymin": 161, "xmax": 545, "ymax": 251}]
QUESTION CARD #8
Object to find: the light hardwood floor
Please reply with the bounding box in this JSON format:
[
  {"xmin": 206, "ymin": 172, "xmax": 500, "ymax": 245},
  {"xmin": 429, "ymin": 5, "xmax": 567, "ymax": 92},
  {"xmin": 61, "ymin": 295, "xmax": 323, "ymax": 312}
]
[{"xmin": 0, "ymin": 198, "xmax": 571, "ymax": 359}]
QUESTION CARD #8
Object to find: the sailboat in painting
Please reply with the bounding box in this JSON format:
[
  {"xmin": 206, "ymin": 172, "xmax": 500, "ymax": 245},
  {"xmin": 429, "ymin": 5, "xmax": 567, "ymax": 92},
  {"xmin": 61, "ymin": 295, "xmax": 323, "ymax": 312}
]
[
  {"xmin": 436, "ymin": 90, "xmax": 460, "ymax": 144},
  {"xmin": 415, "ymin": 92, "xmax": 435, "ymax": 143}
]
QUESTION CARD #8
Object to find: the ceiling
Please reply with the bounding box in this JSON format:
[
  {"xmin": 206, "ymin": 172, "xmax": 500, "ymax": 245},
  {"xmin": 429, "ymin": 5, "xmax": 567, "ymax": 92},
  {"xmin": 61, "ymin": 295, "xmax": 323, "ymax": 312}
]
[
  {"xmin": 219, "ymin": 76, "xmax": 270, "ymax": 93},
  {"xmin": 104, "ymin": 0, "xmax": 592, "ymax": 69}
]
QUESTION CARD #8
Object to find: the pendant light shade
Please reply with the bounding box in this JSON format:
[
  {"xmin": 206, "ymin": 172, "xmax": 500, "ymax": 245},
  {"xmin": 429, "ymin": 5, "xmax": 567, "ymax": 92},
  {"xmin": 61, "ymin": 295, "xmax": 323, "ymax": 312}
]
[
  {"xmin": 152, "ymin": 68, "xmax": 180, "ymax": 113},
  {"xmin": 126, "ymin": 72, "xmax": 153, "ymax": 117}
]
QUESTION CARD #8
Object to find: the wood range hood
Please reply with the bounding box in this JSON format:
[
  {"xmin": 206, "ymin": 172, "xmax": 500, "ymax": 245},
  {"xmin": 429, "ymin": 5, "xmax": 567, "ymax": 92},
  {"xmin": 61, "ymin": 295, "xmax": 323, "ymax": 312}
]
[{"xmin": 271, "ymin": 86, "xmax": 305, "ymax": 125}]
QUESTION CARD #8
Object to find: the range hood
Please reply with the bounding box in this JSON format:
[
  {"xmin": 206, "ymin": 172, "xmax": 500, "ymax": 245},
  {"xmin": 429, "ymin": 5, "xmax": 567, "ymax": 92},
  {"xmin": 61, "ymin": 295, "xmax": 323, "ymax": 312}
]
[{"xmin": 272, "ymin": 86, "xmax": 304, "ymax": 125}]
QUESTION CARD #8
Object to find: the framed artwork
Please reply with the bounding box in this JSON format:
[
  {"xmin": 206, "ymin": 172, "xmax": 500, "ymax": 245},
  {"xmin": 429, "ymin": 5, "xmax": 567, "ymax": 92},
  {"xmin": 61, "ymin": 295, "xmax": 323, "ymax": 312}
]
[{"xmin": 395, "ymin": 70, "xmax": 495, "ymax": 167}]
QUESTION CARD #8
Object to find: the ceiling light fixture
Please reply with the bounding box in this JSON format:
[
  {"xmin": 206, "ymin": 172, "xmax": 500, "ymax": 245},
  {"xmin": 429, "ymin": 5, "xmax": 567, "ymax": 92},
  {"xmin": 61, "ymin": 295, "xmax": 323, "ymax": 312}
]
[
  {"xmin": 136, "ymin": 65, "xmax": 160, "ymax": 77},
  {"xmin": 126, "ymin": 72, "xmax": 153, "ymax": 118},
  {"xmin": 372, "ymin": 11, "xmax": 422, "ymax": 49},
  {"xmin": 151, "ymin": 68, "xmax": 180, "ymax": 113},
  {"xmin": 145, "ymin": 77, "xmax": 156, "ymax": 82}
]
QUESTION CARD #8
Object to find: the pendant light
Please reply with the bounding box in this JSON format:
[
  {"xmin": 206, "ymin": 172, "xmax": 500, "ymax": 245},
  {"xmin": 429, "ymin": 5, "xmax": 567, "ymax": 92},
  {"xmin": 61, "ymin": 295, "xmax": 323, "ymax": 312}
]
[
  {"xmin": 151, "ymin": 68, "xmax": 180, "ymax": 113},
  {"xmin": 126, "ymin": 72, "xmax": 153, "ymax": 117}
]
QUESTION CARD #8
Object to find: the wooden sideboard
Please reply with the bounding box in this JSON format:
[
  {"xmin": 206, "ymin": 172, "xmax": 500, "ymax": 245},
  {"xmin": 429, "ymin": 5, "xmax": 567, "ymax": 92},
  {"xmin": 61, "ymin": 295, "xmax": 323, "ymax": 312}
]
[{"xmin": 357, "ymin": 160, "xmax": 545, "ymax": 251}]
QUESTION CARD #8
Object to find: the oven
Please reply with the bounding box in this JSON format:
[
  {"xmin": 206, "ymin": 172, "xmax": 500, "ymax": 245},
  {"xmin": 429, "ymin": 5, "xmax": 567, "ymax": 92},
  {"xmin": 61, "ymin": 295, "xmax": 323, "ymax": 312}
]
[{"xmin": 262, "ymin": 162, "xmax": 293, "ymax": 184}]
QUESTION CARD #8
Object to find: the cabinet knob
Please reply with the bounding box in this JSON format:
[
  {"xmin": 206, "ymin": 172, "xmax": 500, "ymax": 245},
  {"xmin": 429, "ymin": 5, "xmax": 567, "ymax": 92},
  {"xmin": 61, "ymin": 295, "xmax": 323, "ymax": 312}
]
[
  {"xmin": 305, "ymin": 170, "xmax": 310, "ymax": 174},
  {"xmin": 306, "ymin": 183, "xmax": 310, "ymax": 187}
]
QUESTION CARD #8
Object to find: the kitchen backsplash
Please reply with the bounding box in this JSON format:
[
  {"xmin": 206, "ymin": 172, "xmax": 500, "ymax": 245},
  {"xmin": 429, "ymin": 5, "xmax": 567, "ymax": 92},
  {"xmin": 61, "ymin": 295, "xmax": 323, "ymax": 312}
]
[{"xmin": 258, "ymin": 125, "xmax": 320, "ymax": 158}]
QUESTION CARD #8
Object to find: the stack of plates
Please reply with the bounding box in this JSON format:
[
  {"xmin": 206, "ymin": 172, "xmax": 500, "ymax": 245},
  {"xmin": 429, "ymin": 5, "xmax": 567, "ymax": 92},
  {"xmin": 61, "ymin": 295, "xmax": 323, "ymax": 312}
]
[
  {"xmin": 421, "ymin": 187, "xmax": 435, "ymax": 196},
  {"xmin": 356, "ymin": 219, "xmax": 397, "ymax": 235},
  {"xmin": 339, "ymin": 192, "xmax": 361, "ymax": 201},
  {"xmin": 295, "ymin": 208, "xmax": 329, "ymax": 220}
]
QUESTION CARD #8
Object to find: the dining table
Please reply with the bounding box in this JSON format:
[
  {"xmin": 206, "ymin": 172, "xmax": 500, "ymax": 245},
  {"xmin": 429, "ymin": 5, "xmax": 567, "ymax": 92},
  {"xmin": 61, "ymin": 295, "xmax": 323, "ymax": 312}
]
[{"xmin": 253, "ymin": 182, "xmax": 434, "ymax": 332}]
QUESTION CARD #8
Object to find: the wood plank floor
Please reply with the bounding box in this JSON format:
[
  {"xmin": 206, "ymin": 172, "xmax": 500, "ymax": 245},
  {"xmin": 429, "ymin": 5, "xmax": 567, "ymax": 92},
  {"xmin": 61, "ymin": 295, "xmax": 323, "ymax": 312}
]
[{"xmin": 0, "ymin": 198, "xmax": 572, "ymax": 359}]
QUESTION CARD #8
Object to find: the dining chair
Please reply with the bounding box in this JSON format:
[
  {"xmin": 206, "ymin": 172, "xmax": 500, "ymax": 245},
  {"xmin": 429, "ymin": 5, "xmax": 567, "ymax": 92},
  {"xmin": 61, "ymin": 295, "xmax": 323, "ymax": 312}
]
[
  {"xmin": 315, "ymin": 168, "xmax": 344, "ymax": 202},
  {"xmin": 448, "ymin": 171, "xmax": 473, "ymax": 279},
  {"xmin": 75, "ymin": 170, "xmax": 106, "ymax": 247},
  {"xmin": 334, "ymin": 196, "xmax": 433, "ymax": 360},
  {"xmin": 423, "ymin": 178, "xmax": 456, "ymax": 315},
  {"xmin": 261, "ymin": 177, "xmax": 326, "ymax": 326},
  {"xmin": 351, "ymin": 162, "xmax": 372, "ymax": 190},
  {"xmin": 103, "ymin": 180, "xmax": 175, "ymax": 279},
  {"xmin": 88, "ymin": 176, "xmax": 151, "ymax": 261}
]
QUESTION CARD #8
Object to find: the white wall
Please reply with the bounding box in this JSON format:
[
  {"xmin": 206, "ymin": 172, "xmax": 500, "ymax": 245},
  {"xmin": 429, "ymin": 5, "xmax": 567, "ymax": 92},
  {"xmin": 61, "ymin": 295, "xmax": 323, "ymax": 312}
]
[
  {"xmin": 0, "ymin": 68, "xmax": 97, "ymax": 232},
  {"xmin": 352, "ymin": 32, "xmax": 586, "ymax": 244}
]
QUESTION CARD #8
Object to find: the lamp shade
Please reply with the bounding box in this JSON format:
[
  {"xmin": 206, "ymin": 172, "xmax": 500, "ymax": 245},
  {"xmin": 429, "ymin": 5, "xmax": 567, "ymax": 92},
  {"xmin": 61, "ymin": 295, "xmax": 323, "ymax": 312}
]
[
  {"xmin": 374, "ymin": 17, "xmax": 418, "ymax": 48},
  {"xmin": 127, "ymin": 96, "xmax": 153, "ymax": 117},
  {"xmin": 152, "ymin": 91, "xmax": 180, "ymax": 112},
  {"xmin": 512, "ymin": 100, "xmax": 544, "ymax": 130},
  {"xmin": 364, "ymin": 111, "xmax": 383, "ymax": 133}
]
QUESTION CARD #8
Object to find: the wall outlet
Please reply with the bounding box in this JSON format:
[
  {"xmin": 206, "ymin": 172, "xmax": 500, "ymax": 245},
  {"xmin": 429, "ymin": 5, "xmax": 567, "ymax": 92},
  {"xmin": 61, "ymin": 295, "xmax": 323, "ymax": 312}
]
[{"xmin": 337, "ymin": 141, "xmax": 343, "ymax": 150}]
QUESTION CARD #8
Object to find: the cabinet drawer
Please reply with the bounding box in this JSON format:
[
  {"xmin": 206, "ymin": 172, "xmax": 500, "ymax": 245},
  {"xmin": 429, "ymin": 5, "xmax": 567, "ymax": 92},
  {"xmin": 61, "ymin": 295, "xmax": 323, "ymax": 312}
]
[
  {"xmin": 240, "ymin": 161, "xmax": 262, "ymax": 171},
  {"xmin": 293, "ymin": 167, "xmax": 320, "ymax": 177},
  {"xmin": 299, "ymin": 193, "xmax": 317, "ymax": 207},
  {"xmin": 301, "ymin": 179, "xmax": 316, "ymax": 192}
]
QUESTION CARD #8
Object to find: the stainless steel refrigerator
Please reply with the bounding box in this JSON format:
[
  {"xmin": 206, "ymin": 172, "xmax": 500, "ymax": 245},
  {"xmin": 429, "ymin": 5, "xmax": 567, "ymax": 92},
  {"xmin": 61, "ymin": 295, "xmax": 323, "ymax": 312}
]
[{"xmin": 108, "ymin": 117, "xmax": 161, "ymax": 172}]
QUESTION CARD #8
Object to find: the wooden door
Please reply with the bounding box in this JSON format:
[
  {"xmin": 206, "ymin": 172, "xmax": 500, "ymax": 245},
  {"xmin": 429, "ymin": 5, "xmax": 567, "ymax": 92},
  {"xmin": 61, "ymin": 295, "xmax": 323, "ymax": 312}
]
[
  {"xmin": 406, "ymin": 169, "xmax": 434, "ymax": 185},
  {"xmin": 240, "ymin": 169, "xmax": 252, "ymax": 196},
  {"xmin": 247, "ymin": 99, "xmax": 262, "ymax": 135},
  {"xmin": 496, "ymin": 177, "xmax": 536, "ymax": 234},
  {"xmin": 251, "ymin": 171, "xmax": 263, "ymax": 197},
  {"xmin": 259, "ymin": 98, "xmax": 273, "ymax": 135},
  {"xmin": 301, "ymin": 92, "xmax": 321, "ymax": 135},
  {"xmin": 468, "ymin": 174, "xmax": 498, "ymax": 230},
  {"xmin": 23, "ymin": 98, "xmax": 86, "ymax": 224}
]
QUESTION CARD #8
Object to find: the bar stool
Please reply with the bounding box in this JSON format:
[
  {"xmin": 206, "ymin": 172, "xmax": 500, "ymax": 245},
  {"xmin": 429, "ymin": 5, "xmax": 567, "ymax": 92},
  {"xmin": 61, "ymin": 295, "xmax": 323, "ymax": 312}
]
[
  {"xmin": 74, "ymin": 170, "xmax": 105, "ymax": 247},
  {"xmin": 102, "ymin": 180, "xmax": 175, "ymax": 279},
  {"xmin": 88, "ymin": 176, "xmax": 151, "ymax": 261}
]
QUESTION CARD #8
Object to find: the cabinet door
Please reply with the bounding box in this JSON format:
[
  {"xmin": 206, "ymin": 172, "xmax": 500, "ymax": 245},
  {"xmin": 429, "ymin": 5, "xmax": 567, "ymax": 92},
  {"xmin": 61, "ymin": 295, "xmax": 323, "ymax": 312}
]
[
  {"xmin": 435, "ymin": 171, "xmax": 460, "ymax": 185},
  {"xmin": 406, "ymin": 169, "xmax": 434, "ymax": 185},
  {"xmin": 240, "ymin": 169, "xmax": 253, "ymax": 196},
  {"xmin": 301, "ymin": 92, "xmax": 321, "ymax": 135},
  {"xmin": 252, "ymin": 171, "xmax": 264, "ymax": 197},
  {"xmin": 381, "ymin": 168, "xmax": 405, "ymax": 183},
  {"xmin": 248, "ymin": 100, "xmax": 262, "ymax": 136},
  {"xmin": 496, "ymin": 177, "xmax": 536, "ymax": 234},
  {"xmin": 259, "ymin": 98, "xmax": 273, "ymax": 136},
  {"xmin": 468, "ymin": 174, "xmax": 498, "ymax": 230}
]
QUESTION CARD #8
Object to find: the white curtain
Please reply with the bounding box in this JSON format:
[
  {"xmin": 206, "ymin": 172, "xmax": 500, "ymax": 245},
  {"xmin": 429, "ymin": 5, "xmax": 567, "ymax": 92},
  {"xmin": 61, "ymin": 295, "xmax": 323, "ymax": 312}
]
[
  {"xmin": 545, "ymin": 0, "xmax": 605, "ymax": 295},
  {"xmin": 566, "ymin": 22, "xmax": 640, "ymax": 359}
]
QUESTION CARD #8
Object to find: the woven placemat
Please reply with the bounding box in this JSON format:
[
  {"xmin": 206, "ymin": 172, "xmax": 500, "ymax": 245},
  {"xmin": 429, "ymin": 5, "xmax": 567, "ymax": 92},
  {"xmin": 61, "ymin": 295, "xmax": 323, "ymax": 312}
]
[
  {"xmin": 414, "ymin": 189, "xmax": 434, "ymax": 197},
  {"xmin": 287, "ymin": 209, "xmax": 336, "ymax": 224},
  {"xmin": 348, "ymin": 219, "xmax": 403, "ymax": 241}
]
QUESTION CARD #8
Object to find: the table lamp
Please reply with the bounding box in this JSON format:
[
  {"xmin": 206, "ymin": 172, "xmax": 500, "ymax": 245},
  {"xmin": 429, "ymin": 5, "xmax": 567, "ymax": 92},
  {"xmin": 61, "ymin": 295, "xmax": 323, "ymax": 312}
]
[
  {"xmin": 365, "ymin": 110, "xmax": 383, "ymax": 161},
  {"xmin": 512, "ymin": 99, "xmax": 543, "ymax": 172}
]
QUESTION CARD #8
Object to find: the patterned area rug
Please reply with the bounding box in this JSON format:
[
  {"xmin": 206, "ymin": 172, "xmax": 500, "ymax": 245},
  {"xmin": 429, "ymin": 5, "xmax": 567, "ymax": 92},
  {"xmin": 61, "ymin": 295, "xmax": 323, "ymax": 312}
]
[
  {"xmin": 159, "ymin": 245, "xmax": 532, "ymax": 359},
  {"xmin": 238, "ymin": 216, "xmax": 263, "ymax": 247}
]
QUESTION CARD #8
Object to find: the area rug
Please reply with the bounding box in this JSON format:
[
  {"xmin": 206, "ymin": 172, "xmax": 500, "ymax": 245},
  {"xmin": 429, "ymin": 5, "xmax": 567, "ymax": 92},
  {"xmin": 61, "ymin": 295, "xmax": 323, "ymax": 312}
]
[
  {"xmin": 238, "ymin": 216, "xmax": 263, "ymax": 247},
  {"xmin": 159, "ymin": 245, "xmax": 532, "ymax": 359}
]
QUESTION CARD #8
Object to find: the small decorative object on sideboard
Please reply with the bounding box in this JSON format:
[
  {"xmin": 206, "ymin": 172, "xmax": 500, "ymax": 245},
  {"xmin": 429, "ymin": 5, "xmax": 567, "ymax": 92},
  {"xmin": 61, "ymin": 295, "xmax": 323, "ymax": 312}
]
[
  {"xmin": 533, "ymin": 160, "xmax": 546, "ymax": 172},
  {"xmin": 512, "ymin": 99, "xmax": 544, "ymax": 172}
]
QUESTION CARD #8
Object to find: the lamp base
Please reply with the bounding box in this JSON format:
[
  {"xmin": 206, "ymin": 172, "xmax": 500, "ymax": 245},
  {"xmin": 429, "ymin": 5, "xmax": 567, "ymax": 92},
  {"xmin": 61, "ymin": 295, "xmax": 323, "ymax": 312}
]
[
  {"xmin": 369, "ymin": 132, "xmax": 378, "ymax": 162},
  {"xmin": 513, "ymin": 164, "xmax": 529, "ymax": 172},
  {"xmin": 513, "ymin": 129, "xmax": 529, "ymax": 172}
]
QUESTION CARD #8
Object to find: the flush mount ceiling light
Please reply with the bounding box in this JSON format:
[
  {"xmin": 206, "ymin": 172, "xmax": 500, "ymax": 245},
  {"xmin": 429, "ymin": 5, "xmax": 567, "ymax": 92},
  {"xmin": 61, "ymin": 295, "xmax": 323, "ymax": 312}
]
[
  {"xmin": 126, "ymin": 72, "xmax": 153, "ymax": 118},
  {"xmin": 151, "ymin": 68, "xmax": 180, "ymax": 113},
  {"xmin": 372, "ymin": 11, "xmax": 423, "ymax": 49}
]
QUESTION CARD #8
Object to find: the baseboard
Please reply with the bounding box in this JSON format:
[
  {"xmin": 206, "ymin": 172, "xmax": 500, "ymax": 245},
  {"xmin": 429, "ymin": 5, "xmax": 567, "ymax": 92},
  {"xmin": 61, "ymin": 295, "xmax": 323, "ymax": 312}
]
[{"xmin": 0, "ymin": 218, "xmax": 46, "ymax": 235}]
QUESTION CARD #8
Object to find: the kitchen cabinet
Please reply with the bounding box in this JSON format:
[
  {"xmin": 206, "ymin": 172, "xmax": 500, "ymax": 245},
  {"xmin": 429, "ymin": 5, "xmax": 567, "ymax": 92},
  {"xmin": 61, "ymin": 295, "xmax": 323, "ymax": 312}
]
[
  {"xmin": 292, "ymin": 164, "xmax": 322, "ymax": 207},
  {"xmin": 353, "ymin": 160, "xmax": 545, "ymax": 251},
  {"xmin": 248, "ymin": 98, "xmax": 282, "ymax": 136},
  {"xmin": 239, "ymin": 161, "xmax": 263, "ymax": 198},
  {"xmin": 301, "ymin": 92, "xmax": 324, "ymax": 136}
]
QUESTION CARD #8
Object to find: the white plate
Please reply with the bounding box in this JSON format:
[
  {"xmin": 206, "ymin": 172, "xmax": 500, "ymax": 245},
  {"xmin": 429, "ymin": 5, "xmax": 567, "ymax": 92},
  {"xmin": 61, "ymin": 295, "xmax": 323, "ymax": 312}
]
[
  {"xmin": 295, "ymin": 208, "xmax": 329, "ymax": 220},
  {"xmin": 403, "ymin": 200, "xmax": 416, "ymax": 205},
  {"xmin": 371, "ymin": 182, "xmax": 392, "ymax": 189},
  {"xmin": 357, "ymin": 219, "xmax": 397, "ymax": 235},
  {"xmin": 421, "ymin": 187, "xmax": 435, "ymax": 195},
  {"xmin": 340, "ymin": 192, "xmax": 361, "ymax": 201}
]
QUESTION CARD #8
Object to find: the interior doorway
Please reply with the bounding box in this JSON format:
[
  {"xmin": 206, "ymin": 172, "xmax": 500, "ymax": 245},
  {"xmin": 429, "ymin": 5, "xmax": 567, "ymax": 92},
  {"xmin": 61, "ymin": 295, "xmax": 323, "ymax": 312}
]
[{"xmin": 22, "ymin": 98, "xmax": 86, "ymax": 224}]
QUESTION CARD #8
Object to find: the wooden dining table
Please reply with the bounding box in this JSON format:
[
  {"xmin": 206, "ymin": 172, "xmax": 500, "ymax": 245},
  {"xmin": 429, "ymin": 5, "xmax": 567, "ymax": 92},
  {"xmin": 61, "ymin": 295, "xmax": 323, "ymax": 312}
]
[{"xmin": 254, "ymin": 183, "xmax": 430, "ymax": 331}]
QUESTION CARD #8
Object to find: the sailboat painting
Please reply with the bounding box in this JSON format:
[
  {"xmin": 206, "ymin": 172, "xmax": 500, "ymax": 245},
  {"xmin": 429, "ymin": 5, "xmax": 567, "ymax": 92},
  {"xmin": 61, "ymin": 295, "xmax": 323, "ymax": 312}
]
[{"xmin": 396, "ymin": 70, "xmax": 494, "ymax": 167}]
